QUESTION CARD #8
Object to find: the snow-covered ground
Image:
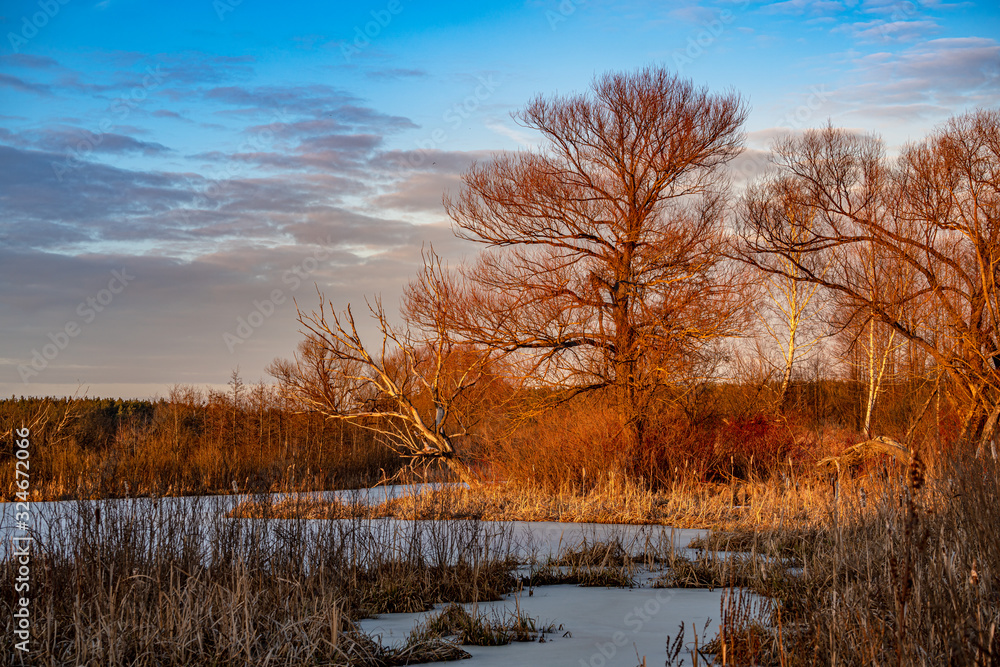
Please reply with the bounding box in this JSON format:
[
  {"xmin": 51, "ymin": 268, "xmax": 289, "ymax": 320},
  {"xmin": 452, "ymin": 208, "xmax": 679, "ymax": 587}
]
[
  {"xmin": 352, "ymin": 519, "xmax": 720, "ymax": 666},
  {"xmin": 362, "ymin": 565, "xmax": 723, "ymax": 667}
]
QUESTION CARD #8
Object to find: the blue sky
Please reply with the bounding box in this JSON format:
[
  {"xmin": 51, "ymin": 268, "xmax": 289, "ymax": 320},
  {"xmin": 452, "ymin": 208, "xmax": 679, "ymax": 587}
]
[{"xmin": 1, "ymin": 0, "xmax": 998, "ymax": 398}]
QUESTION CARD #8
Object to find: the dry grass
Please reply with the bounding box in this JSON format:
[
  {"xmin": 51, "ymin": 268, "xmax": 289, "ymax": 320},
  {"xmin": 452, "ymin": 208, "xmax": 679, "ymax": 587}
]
[
  {"xmin": 238, "ymin": 469, "xmax": 856, "ymax": 533},
  {"xmin": 0, "ymin": 496, "xmax": 521, "ymax": 666},
  {"xmin": 410, "ymin": 602, "xmax": 557, "ymax": 646},
  {"xmin": 233, "ymin": 494, "xmax": 373, "ymax": 520},
  {"xmin": 525, "ymin": 537, "xmax": 640, "ymax": 588},
  {"xmin": 670, "ymin": 452, "xmax": 1000, "ymax": 666},
  {"xmin": 6, "ymin": 388, "xmax": 991, "ymax": 665}
]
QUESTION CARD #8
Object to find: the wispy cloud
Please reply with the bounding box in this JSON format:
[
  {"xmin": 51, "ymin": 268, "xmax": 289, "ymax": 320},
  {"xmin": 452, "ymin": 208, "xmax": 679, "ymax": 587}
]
[
  {"xmin": 0, "ymin": 53, "xmax": 61, "ymax": 69},
  {"xmin": 0, "ymin": 72, "xmax": 53, "ymax": 96},
  {"xmin": 760, "ymin": 0, "xmax": 846, "ymax": 16},
  {"xmin": 28, "ymin": 126, "xmax": 173, "ymax": 156},
  {"xmin": 826, "ymin": 37, "xmax": 1000, "ymax": 124},
  {"xmin": 834, "ymin": 18, "xmax": 940, "ymax": 42},
  {"xmin": 365, "ymin": 67, "xmax": 429, "ymax": 79}
]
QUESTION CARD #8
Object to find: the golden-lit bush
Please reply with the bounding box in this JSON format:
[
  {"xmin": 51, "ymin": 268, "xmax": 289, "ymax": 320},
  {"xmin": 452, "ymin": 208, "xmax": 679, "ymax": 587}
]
[{"xmin": 478, "ymin": 394, "xmax": 632, "ymax": 493}]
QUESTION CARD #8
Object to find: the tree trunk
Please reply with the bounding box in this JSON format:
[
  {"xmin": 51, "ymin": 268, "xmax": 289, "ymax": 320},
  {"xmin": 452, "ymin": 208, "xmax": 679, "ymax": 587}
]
[
  {"xmin": 443, "ymin": 456, "xmax": 480, "ymax": 489},
  {"xmin": 778, "ymin": 363, "xmax": 793, "ymax": 411}
]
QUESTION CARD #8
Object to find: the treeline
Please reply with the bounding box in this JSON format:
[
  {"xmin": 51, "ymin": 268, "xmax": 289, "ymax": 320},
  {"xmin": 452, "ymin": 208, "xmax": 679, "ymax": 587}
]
[
  {"xmin": 0, "ymin": 385, "xmax": 403, "ymax": 500},
  {"xmin": 0, "ymin": 374, "xmax": 954, "ymax": 500}
]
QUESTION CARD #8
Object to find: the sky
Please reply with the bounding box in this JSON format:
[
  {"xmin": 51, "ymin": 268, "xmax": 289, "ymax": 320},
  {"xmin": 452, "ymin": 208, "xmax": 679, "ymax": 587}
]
[{"xmin": 1, "ymin": 0, "xmax": 998, "ymax": 399}]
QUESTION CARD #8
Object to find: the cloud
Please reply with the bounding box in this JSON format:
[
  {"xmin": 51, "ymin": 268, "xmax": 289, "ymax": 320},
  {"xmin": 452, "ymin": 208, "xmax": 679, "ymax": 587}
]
[
  {"xmin": 0, "ymin": 54, "xmax": 60, "ymax": 69},
  {"xmin": 0, "ymin": 49, "xmax": 485, "ymax": 396},
  {"xmin": 179, "ymin": 87, "xmax": 422, "ymax": 183},
  {"xmin": 0, "ymin": 72, "xmax": 53, "ymax": 96},
  {"xmin": 841, "ymin": 37, "xmax": 1000, "ymax": 115},
  {"xmin": 369, "ymin": 148, "xmax": 493, "ymax": 173},
  {"xmin": 0, "ymin": 220, "xmax": 465, "ymax": 394},
  {"xmin": 835, "ymin": 18, "xmax": 939, "ymax": 42},
  {"xmin": 373, "ymin": 171, "xmax": 464, "ymax": 214},
  {"xmin": 152, "ymin": 109, "xmax": 186, "ymax": 120},
  {"xmin": 29, "ymin": 126, "xmax": 173, "ymax": 156},
  {"xmin": 156, "ymin": 53, "xmax": 255, "ymax": 85},
  {"xmin": 761, "ymin": 0, "xmax": 845, "ymax": 15},
  {"xmin": 667, "ymin": 5, "xmax": 720, "ymax": 24},
  {"xmin": 190, "ymin": 122, "xmax": 388, "ymax": 176},
  {"xmin": 44, "ymin": 52, "xmax": 250, "ymax": 101},
  {"xmin": 365, "ymin": 67, "xmax": 429, "ymax": 79},
  {"xmin": 484, "ymin": 119, "xmax": 539, "ymax": 147},
  {"xmin": 205, "ymin": 84, "xmax": 358, "ymax": 117},
  {"xmin": 88, "ymin": 133, "xmax": 172, "ymax": 155},
  {"xmin": 0, "ymin": 130, "xmax": 463, "ymax": 391},
  {"xmin": 280, "ymin": 209, "xmax": 420, "ymax": 247},
  {"xmin": 858, "ymin": 0, "xmax": 964, "ymax": 16},
  {"xmin": 725, "ymin": 146, "xmax": 774, "ymax": 188},
  {"xmin": 298, "ymin": 132, "xmax": 384, "ymax": 153},
  {"xmin": 0, "ymin": 144, "xmax": 196, "ymax": 249}
]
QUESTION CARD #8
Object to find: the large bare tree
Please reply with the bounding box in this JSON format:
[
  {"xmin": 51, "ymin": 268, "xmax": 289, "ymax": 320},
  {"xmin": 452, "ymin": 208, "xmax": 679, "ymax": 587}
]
[
  {"xmin": 439, "ymin": 66, "xmax": 750, "ymax": 450},
  {"xmin": 740, "ymin": 109, "xmax": 1000, "ymax": 449}
]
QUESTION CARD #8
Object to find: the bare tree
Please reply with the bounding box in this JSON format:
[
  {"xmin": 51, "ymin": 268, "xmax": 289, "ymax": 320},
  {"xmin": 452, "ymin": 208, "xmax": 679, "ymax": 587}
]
[
  {"xmin": 440, "ymin": 66, "xmax": 750, "ymax": 451},
  {"xmin": 740, "ymin": 109, "xmax": 1000, "ymax": 449},
  {"xmin": 845, "ymin": 236, "xmax": 918, "ymax": 436},
  {"xmin": 268, "ymin": 252, "xmax": 504, "ymax": 483},
  {"xmin": 740, "ymin": 177, "xmax": 829, "ymax": 409}
]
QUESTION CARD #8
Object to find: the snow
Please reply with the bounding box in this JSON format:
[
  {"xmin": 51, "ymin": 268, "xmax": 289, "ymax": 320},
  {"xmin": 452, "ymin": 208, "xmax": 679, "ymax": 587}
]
[
  {"xmin": 362, "ymin": 580, "xmax": 724, "ymax": 667},
  {"xmin": 354, "ymin": 517, "xmax": 724, "ymax": 667}
]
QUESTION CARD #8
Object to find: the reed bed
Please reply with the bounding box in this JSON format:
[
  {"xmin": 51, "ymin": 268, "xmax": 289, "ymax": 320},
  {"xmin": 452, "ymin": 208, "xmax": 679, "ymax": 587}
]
[
  {"xmin": 410, "ymin": 602, "xmax": 558, "ymax": 646},
  {"xmin": 662, "ymin": 452, "xmax": 1000, "ymax": 666},
  {"xmin": 309, "ymin": 454, "xmax": 996, "ymax": 665},
  {"xmin": 237, "ymin": 469, "xmax": 846, "ymax": 531},
  {"xmin": 0, "ymin": 495, "xmax": 521, "ymax": 666},
  {"xmin": 524, "ymin": 536, "xmax": 641, "ymax": 588}
]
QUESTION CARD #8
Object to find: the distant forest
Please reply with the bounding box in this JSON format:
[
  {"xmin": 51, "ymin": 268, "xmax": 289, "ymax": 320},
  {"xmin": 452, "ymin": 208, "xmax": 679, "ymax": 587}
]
[{"xmin": 1, "ymin": 386, "xmax": 402, "ymax": 500}]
